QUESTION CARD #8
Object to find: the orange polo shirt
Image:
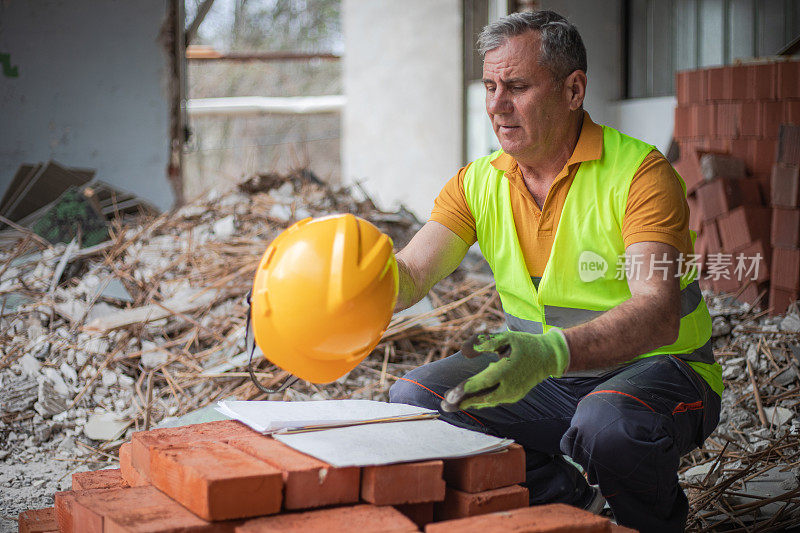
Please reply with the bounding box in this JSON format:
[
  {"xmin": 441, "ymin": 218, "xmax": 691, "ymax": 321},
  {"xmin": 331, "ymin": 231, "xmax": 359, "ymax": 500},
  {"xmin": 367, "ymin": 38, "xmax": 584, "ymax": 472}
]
[{"xmin": 430, "ymin": 113, "xmax": 693, "ymax": 277}]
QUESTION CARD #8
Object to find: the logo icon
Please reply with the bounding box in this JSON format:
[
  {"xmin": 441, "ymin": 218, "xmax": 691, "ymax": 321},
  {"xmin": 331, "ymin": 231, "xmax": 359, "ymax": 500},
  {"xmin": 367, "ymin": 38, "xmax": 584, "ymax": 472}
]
[{"xmin": 578, "ymin": 251, "xmax": 607, "ymax": 282}]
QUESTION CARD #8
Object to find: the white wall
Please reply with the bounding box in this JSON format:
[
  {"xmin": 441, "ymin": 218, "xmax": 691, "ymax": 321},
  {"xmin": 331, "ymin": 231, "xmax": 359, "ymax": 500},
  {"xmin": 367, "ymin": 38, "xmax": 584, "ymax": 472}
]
[
  {"xmin": 610, "ymin": 96, "xmax": 677, "ymax": 155},
  {"xmin": 342, "ymin": 0, "xmax": 463, "ymax": 220},
  {"xmin": 0, "ymin": 0, "xmax": 175, "ymax": 211}
]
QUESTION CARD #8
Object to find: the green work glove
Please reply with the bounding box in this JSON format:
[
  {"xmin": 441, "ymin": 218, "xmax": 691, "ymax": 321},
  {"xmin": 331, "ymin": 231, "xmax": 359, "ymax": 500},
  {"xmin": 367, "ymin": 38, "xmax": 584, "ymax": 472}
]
[{"xmin": 458, "ymin": 329, "xmax": 570, "ymax": 410}]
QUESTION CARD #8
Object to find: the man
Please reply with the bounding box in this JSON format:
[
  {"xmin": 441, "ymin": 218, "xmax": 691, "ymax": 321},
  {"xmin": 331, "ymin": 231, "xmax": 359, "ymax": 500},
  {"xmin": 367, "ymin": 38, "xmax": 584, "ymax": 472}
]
[{"xmin": 388, "ymin": 11, "xmax": 721, "ymax": 533}]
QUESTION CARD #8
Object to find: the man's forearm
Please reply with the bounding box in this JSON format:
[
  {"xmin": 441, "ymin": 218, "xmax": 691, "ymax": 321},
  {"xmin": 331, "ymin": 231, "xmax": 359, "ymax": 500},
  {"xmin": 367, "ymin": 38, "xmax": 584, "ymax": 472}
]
[
  {"xmin": 395, "ymin": 257, "xmax": 424, "ymax": 311},
  {"xmin": 562, "ymin": 293, "xmax": 680, "ymax": 372}
]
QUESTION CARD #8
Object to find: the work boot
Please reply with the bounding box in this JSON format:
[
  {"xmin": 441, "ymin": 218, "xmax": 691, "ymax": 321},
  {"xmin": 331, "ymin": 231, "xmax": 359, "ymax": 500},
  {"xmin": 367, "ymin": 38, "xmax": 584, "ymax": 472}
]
[
  {"xmin": 579, "ymin": 485, "xmax": 606, "ymax": 514},
  {"xmin": 523, "ymin": 453, "xmax": 594, "ymax": 507}
]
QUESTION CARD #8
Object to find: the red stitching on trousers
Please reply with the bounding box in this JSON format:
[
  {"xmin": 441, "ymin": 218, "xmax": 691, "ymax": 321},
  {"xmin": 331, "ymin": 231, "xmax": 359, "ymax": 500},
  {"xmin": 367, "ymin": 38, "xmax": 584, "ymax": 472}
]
[
  {"xmin": 397, "ymin": 377, "xmax": 486, "ymax": 427},
  {"xmin": 672, "ymin": 401, "xmax": 703, "ymax": 414},
  {"xmin": 584, "ymin": 389, "xmax": 656, "ymax": 412}
]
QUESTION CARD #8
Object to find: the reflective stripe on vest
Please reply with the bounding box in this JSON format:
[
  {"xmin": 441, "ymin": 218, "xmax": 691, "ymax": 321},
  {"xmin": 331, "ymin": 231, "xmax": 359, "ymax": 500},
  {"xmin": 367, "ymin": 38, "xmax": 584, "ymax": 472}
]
[{"xmin": 464, "ymin": 124, "xmax": 715, "ymax": 366}]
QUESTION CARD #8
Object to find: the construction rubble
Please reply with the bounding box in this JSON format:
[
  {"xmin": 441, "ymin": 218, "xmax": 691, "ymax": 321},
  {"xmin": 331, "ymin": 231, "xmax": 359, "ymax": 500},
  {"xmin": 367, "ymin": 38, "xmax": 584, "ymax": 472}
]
[{"xmin": 1, "ymin": 170, "xmax": 800, "ymax": 532}]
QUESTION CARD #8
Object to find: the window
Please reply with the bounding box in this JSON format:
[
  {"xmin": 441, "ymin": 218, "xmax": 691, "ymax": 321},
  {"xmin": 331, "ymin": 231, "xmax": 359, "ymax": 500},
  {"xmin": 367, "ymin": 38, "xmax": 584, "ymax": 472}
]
[{"xmin": 627, "ymin": 0, "xmax": 800, "ymax": 98}]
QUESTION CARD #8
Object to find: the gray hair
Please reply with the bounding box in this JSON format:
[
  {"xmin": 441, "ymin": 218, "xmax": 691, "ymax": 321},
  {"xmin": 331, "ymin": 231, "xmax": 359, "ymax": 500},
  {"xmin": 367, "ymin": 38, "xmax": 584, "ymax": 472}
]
[{"xmin": 477, "ymin": 11, "xmax": 587, "ymax": 81}]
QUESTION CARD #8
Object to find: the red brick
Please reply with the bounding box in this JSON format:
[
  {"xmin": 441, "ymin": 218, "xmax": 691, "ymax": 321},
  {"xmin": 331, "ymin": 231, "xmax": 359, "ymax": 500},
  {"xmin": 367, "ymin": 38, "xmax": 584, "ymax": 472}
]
[
  {"xmin": 689, "ymin": 194, "xmax": 701, "ymax": 232},
  {"xmin": 693, "ymin": 104, "xmax": 715, "ymax": 137},
  {"xmin": 778, "ymin": 125, "xmax": 800, "ymax": 166},
  {"xmin": 706, "ymin": 67, "xmax": 726, "ymax": 101},
  {"xmin": 226, "ymin": 434, "xmax": 360, "ymax": 510},
  {"xmin": 748, "ymin": 63, "xmax": 777, "ymax": 100},
  {"xmin": 687, "ymin": 69, "xmax": 708, "ymax": 105},
  {"xmin": 708, "ymin": 275, "xmax": 742, "ymax": 295},
  {"xmin": 725, "ymin": 64, "xmax": 749, "ymax": 101},
  {"xmin": 361, "ymin": 460, "xmax": 446, "ymax": 505},
  {"xmin": 731, "ymin": 240, "xmax": 771, "ymax": 284},
  {"xmin": 674, "ymin": 144, "xmax": 703, "ymax": 193},
  {"xmin": 748, "ymin": 139, "xmax": 778, "ymax": 177},
  {"xmin": 72, "ymin": 485, "xmax": 218, "ymax": 533},
  {"xmin": 149, "ymin": 440, "xmax": 282, "ymax": 521},
  {"xmin": 674, "ymin": 106, "xmax": 692, "ymax": 139},
  {"xmin": 706, "ymin": 137, "xmax": 732, "ymax": 153},
  {"xmin": 18, "ymin": 507, "xmax": 58, "ymax": 533},
  {"xmin": 434, "ymin": 485, "xmax": 529, "ymax": 521},
  {"xmin": 236, "ymin": 504, "xmax": 418, "ymax": 532},
  {"xmin": 130, "ymin": 420, "xmax": 252, "ymax": 481},
  {"xmin": 119, "ymin": 442, "xmax": 148, "ymax": 487},
  {"xmin": 770, "ymin": 286, "xmax": 800, "ymax": 316},
  {"xmin": 772, "ymin": 163, "xmax": 800, "ymax": 207},
  {"xmin": 772, "ymin": 208, "xmax": 800, "ymax": 247},
  {"xmin": 717, "ymin": 206, "xmax": 771, "ymax": 251},
  {"xmin": 778, "ymin": 61, "xmax": 800, "ymax": 100},
  {"xmin": 676, "ymin": 71, "xmax": 690, "ymax": 106},
  {"xmin": 786, "ymin": 100, "xmax": 800, "ymax": 125},
  {"xmin": 739, "ymin": 102, "xmax": 761, "ymax": 137},
  {"xmin": 425, "ymin": 503, "xmax": 611, "ymax": 533},
  {"xmin": 715, "ymin": 102, "xmax": 740, "ymax": 138},
  {"xmin": 735, "ymin": 281, "xmax": 769, "ymax": 307},
  {"xmin": 72, "ymin": 468, "xmax": 127, "ymax": 491},
  {"xmin": 441, "ymin": 445, "xmax": 525, "ymax": 493},
  {"xmin": 772, "ymin": 247, "xmax": 800, "ymax": 290},
  {"xmin": 55, "ymin": 490, "xmax": 112, "ymax": 533},
  {"xmin": 730, "ymin": 138, "xmax": 750, "ymax": 162},
  {"xmin": 761, "ymin": 101, "xmax": 785, "ymax": 140},
  {"xmin": 696, "ymin": 178, "xmax": 762, "ymax": 221},
  {"xmin": 395, "ymin": 502, "xmax": 435, "ymax": 529}
]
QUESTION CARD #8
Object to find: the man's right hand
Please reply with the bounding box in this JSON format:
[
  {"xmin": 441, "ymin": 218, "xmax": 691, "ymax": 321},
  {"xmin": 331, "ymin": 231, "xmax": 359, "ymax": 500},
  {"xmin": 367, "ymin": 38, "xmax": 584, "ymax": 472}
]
[{"xmin": 442, "ymin": 328, "xmax": 570, "ymax": 411}]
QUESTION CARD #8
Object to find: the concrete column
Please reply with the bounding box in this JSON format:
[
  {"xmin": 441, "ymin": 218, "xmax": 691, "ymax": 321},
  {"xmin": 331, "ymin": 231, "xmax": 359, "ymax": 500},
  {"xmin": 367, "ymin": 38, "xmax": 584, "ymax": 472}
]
[{"xmin": 342, "ymin": 0, "xmax": 463, "ymax": 220}]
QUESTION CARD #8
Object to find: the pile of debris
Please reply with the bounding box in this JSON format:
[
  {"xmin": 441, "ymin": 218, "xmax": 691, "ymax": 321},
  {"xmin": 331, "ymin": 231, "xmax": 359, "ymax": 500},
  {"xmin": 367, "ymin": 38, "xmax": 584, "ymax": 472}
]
[
  {"xmin": 1, "ymin": 166, "xmax": 799, "ymax": 531},
  {"xmin": 0, "ymin": 169, "xmax": 501, "ymax": 530},
  {"xmin": 681, "ymin": 294, "xmax": 800, "ymax": 531}
]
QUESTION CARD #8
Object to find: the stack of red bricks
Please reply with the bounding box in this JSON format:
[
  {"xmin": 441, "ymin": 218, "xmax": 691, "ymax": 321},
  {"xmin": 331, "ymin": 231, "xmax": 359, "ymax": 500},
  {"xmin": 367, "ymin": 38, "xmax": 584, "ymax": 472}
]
[
  {"xmin": 673, "ymin": 59, "xmax": 800, "ymax": 314},
  {"xmin": 771, "ymin": 124, "xmax": 800, "ymax": 311},
  {"xmin": 18, "ymin": 419, "xmax": 633, "ymax": 532}
]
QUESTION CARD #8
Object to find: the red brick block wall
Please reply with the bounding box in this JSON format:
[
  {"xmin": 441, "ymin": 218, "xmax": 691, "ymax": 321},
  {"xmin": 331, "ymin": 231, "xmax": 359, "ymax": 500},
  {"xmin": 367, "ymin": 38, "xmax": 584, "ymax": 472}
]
[{"xmin": 676, "ymin": 60, "xmax": 800, "ymax": 313}]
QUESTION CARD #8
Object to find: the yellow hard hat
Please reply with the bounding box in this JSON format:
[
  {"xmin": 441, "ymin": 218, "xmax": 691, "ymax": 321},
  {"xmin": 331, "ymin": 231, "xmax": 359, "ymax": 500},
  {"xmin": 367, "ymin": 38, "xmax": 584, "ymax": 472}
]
[{"xmin": 250, "ymin": 214, "xmax": 398, "ymax": 384}]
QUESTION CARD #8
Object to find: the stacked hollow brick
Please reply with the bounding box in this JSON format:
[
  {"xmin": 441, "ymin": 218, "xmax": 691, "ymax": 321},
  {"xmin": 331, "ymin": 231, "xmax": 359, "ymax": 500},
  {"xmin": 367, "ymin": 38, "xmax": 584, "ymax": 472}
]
[
  {"xmin": 18, "ymin": 419, "xmax": 634, "ymax": 532},
  {"xmin": 674, "ymin": 59, "xmax": 800, "ymax": 314}
]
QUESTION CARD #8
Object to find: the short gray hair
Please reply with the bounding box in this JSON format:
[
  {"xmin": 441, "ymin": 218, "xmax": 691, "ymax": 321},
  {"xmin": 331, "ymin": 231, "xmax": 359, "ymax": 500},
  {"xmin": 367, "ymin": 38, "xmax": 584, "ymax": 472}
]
[{"xmin": 477, "ymin": 11, "xmax": 587, "ymax": 81}]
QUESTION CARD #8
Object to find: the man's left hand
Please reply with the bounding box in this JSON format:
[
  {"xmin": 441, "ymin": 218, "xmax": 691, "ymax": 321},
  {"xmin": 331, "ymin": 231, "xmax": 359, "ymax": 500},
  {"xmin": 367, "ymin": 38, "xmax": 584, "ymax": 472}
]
[{"xmin": 444, "ymin": 329, "xmax": 570, "ymax": 411}]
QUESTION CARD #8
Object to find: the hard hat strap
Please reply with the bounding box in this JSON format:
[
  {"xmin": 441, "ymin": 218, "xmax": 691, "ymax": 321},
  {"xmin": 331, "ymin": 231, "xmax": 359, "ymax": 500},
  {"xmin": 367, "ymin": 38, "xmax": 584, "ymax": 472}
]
[{"xmin": 245, "ymin": 291, "xmax": 300, "ymax": 395}]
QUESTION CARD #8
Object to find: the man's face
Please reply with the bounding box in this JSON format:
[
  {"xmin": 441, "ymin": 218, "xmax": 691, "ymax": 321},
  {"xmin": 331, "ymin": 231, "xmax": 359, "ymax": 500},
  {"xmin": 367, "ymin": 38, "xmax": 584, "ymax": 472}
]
[{"xmin": 483, "ymin": 32, "xmax": 573, "ymax": 162}]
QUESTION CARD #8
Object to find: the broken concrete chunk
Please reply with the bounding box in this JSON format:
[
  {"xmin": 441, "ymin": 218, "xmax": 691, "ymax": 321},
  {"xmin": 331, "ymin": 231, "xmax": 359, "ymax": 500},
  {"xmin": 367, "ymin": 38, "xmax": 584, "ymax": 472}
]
[
  {"xmin": 19, "ymin": 353, "xmax": 42, "ymax": 377},
  {"xmin": 100, "ymin": 278, "xmax": 133, "ymax": 302},
  {"xmin": 0, "ymin": 373, "xmax": 37, "ymax": 415},
  {"xmin": 780, "ymin": 314, "xmax": 800, "ymax": 333},
  {"xmin": 711, "ymin": 316, "xmax": 731, "ymax": 337},
  {"xmin": 774, "ymin": 366, "xmax": 797, "ymax": 387},
  {"xmin": 141, "ymin": 346, "xmax": 168, "ymax": 369},
  {"xmin": 212, "ymin": 215, "xmax": 236, "ymax": 238},
  {"xmin": 268, "ymin": 203, "xmax": 292, "ymax": 222},
  {"xmin": 34, "ymin": 378, "xmax": 68, "ymax": 417},
  {"xmin": 764, "ymin": 406, "xmax": 794, "ymax": 427},
  {"xmin": 84, "ymin": 410, "xmax": 128, "ymax": 441},
  {"xmin": 101, "ymin": 369, "xmax": 118, "ymax": 387},
  {"xmin": 684, "ymin": 462, "xmax": 716, "ymax": 485},
  {"xmin": 59, "ymin": 362, "xmax": 78, "ymax": 385}
]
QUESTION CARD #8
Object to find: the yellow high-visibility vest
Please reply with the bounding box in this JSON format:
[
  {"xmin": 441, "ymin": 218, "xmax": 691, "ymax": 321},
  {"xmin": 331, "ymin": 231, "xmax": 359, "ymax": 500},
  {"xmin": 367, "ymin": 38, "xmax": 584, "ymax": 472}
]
[{"xmin": 463, "ymin": 125, "xmax": 722, "ymax": 395}]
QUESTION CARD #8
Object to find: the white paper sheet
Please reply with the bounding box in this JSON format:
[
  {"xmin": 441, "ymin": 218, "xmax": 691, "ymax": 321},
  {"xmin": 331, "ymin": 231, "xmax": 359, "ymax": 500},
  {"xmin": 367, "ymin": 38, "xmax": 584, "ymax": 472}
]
[
  {"xmin": 215, "ymin": 399, "xmax": 437, "ymax": 433},
  {"xmin": 274, "ymin": 418, "xmax": 513, "ymax": 467}
]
